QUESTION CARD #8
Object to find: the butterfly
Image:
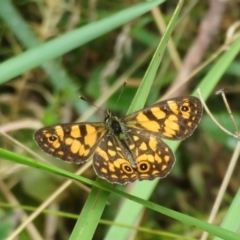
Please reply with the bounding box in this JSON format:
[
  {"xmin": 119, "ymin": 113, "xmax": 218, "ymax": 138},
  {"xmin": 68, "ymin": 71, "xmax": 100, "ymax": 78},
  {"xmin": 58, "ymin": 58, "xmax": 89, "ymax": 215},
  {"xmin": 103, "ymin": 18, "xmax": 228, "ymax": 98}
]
[{"xmin": 34, "ymin": 96, "xmax": 202, "ymax": 185}]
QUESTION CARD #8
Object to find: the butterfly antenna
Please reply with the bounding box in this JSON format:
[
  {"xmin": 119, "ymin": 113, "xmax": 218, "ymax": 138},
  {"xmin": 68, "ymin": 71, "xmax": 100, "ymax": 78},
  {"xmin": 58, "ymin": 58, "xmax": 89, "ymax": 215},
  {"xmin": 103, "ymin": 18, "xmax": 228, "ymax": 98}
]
[
  {"xmin": 79, "ymin": 96, "xmax": 105, "ymax": 113},
  {"xmin": 114, "ymin": 81, "xmax": 127, "ymax": 110}
]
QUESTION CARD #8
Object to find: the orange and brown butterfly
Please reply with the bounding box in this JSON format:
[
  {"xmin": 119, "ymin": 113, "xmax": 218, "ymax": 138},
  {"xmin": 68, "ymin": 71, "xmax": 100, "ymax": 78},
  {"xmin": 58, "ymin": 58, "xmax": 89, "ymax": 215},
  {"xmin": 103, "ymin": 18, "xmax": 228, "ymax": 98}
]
[{"xmin": 34, "ymin": 96, "xmax": 202, "ymax": 185}]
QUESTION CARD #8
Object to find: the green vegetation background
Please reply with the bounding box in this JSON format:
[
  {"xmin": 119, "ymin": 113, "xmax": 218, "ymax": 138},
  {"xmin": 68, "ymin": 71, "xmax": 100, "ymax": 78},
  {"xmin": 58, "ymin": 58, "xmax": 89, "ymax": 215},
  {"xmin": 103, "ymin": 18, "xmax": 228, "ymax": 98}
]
[{"xmin": 0, "ymin": 1, "xmax": 240, "ymax": 240}]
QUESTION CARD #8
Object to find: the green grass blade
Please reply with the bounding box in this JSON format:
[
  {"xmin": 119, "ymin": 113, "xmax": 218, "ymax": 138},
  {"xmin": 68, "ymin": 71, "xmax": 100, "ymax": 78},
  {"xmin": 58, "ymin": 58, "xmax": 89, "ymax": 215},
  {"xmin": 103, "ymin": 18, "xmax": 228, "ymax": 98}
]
[
  {"xmin": 1, "ymin": 148, "xmax": 240, "ymax": 240},
  {"xmin": 195, "ymin": 38, "xmax": 240, "ymax": 99},
  {"xmin": 105, "ymin": 1, "xmax": 184, "ymax": 239},
  {"xmin": 128, "ymin": 0, "xmax": 184, "ymax": 113},
  {"xmin": 0, "ymin": 0, "xmax": 87, "ymax": 114},
  {"xmin": 69, "ymin": 180, "xmax": 112, "ymax": 240},
  {"xmin": 213, "ymin": 186, "xmax": 240, "ymax": 240},
  {"xmin": 0, "ymin": 0, "xmax": 165, "ymax": 84},
  {"xmin": 0, "ymin": 148, "xmax": 94, "ymax": 185},
  {"xmin": 0, "ymin": 0, "xmax": 40, "ymax": 47}
]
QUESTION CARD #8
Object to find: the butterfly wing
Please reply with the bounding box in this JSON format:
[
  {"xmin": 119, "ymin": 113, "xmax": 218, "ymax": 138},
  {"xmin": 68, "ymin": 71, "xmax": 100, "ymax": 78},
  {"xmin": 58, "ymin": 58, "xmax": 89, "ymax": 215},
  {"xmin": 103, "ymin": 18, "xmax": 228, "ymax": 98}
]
[
  {"xmin": 34, "ymin": 122, "xmax": 106, "ymax": 163},
  {"xmin": 124, "ymin": 96, "xmax": 202, "ymax": 140},
  {"xmin": 93, "ymin": 134, "xmax": 138, "ymax": 184},
  {"xmin": 93, "ymin": 130, "xmax": 175, "ymax": 184},
  {"xmin": 126, "ymin": 129, "xmax": 175, "ymax": 181}
]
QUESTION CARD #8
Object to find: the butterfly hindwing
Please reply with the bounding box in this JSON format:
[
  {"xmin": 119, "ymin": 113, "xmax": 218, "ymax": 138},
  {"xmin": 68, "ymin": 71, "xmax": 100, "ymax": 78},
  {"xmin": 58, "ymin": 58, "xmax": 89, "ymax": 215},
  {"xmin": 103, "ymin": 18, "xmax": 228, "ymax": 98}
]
[{"xmin": 93, "ymin": 129, "xmax": 175, "ymax": 184}]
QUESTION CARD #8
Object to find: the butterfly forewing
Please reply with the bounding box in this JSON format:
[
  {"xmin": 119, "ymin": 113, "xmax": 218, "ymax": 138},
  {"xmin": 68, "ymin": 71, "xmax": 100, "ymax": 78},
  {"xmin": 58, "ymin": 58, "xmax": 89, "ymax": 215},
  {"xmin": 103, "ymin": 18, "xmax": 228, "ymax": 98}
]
[
  {"xmin": 124, "ymin": 96, "xmax": 202, "ymax": 140},
  {"xmin": 34, "ymin": 123, "xmax": 106, "ymax": 163}
]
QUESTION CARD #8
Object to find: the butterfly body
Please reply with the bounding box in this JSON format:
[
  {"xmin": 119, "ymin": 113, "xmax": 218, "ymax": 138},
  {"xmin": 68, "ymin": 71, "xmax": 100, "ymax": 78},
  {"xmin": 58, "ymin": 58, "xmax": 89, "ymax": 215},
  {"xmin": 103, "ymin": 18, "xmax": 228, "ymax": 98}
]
[{"xmin": 35, "ymin": 96, "xmax": 202, "ymax": 185}]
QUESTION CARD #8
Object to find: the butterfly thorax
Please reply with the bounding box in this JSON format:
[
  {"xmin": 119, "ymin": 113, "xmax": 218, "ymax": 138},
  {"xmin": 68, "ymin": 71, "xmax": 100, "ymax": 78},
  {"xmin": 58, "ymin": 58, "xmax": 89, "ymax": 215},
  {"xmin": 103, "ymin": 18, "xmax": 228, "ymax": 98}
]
[
  {"xmin": 105, "ymin": 111, "xmax": 124, "ymax": 137},
  {"xmin": 104, "ymin": 110, "xmax": 137, "ymax": 168}
]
